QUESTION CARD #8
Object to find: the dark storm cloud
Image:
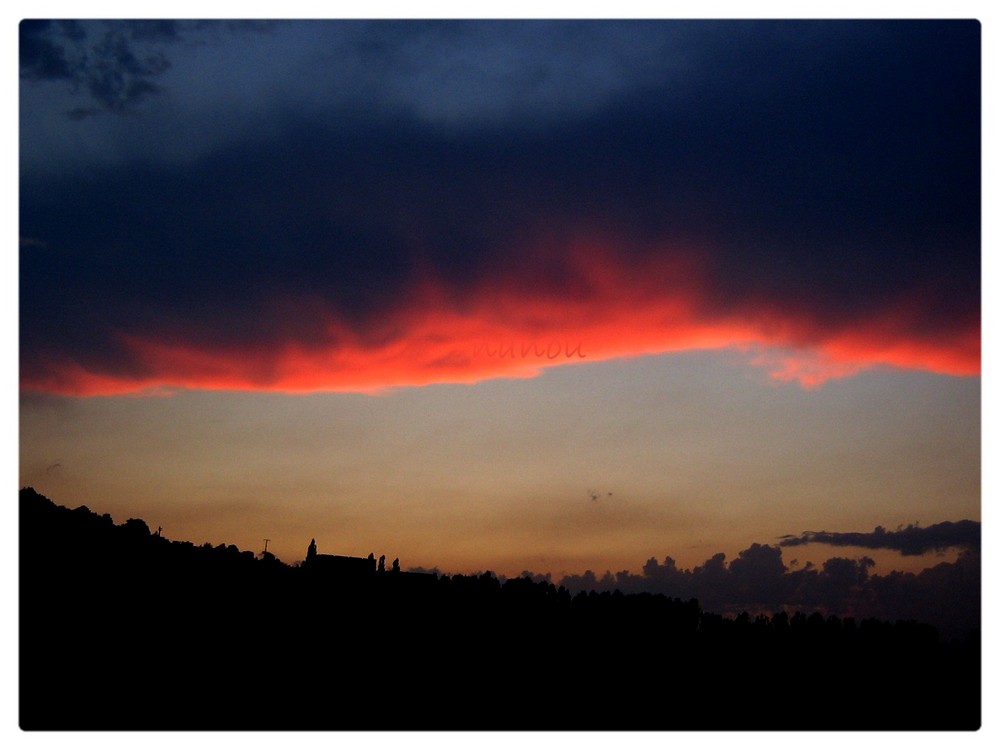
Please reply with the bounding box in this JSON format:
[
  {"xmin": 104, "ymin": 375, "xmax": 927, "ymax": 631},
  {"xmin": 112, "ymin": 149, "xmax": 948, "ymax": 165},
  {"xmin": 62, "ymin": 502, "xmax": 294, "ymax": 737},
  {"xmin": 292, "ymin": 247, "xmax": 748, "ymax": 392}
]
[
  {"xmin": 778, "ymin": 520, "xmax": 981, "ymax": 556},
  {"xmin": 19, "ymin": 20, "xmax": 980, "ymax": 392}
]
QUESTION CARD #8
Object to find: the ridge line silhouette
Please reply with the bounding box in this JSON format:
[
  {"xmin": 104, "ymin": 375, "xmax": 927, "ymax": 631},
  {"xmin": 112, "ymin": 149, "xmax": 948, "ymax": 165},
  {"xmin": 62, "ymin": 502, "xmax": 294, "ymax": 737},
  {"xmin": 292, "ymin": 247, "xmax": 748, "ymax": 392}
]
[{"xmin": 19, "ymin": 487, "xmax": 980, "ymax": 731}]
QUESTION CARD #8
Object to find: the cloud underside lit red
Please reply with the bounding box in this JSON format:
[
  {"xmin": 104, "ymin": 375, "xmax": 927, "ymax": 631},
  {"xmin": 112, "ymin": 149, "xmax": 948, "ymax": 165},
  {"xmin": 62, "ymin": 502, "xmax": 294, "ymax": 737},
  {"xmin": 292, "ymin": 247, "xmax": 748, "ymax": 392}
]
[{"xmin": 23, "ymin": 243, "xmax": 979, "ymax": 396}]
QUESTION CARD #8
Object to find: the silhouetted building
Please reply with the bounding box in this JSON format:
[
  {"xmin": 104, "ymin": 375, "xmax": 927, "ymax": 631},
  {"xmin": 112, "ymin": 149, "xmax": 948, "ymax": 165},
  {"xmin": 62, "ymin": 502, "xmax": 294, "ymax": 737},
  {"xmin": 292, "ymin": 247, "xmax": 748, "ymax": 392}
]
[
  {"xmin": 302, "ymin": 540, "xmax": 435, "ymax": 585},
  {"xmin": 303, "ymin": 538, "xmax": 376, "ymax": 577}
]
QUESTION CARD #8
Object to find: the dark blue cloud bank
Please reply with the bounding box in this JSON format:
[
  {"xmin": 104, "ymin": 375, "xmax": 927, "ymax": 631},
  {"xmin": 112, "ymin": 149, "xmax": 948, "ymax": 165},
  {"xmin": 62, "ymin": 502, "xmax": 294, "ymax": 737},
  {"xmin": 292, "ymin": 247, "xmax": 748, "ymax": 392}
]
[
  {"xmin": 548, "ymin": 521, "xmax": 981, "ymax": 639},
  {"xmin": 20, "ymin": 20, "xmax": 980, "ymax": 393}
]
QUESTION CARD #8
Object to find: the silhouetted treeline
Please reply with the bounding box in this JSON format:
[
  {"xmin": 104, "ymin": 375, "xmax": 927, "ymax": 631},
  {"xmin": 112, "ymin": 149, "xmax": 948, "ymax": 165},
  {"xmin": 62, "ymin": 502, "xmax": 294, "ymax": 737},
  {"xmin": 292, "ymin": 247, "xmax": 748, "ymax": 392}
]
[
  {"xmin": 558, "ymin": 540, "xmax": 981, "ymax": 642},
  {"xmin": 19, "ymin": 487, "xmax": 980, "ymax": 730}
]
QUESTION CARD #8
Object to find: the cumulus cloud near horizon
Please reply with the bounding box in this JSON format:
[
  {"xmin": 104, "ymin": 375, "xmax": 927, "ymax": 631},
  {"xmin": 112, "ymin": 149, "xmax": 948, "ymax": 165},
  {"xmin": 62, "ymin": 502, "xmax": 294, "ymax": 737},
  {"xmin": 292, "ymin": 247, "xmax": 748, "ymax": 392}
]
[{"xmin": 548, "ymin": 526, "xmax": 980, "ymax": 639}]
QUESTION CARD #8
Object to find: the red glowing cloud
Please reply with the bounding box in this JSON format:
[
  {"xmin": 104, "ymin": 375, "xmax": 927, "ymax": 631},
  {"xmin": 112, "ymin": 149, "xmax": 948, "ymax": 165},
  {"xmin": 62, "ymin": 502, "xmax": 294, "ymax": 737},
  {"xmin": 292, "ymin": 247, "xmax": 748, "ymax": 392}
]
[{"xmin": 20, "ymin": 239, "xmax": 979, "ymax": 397}]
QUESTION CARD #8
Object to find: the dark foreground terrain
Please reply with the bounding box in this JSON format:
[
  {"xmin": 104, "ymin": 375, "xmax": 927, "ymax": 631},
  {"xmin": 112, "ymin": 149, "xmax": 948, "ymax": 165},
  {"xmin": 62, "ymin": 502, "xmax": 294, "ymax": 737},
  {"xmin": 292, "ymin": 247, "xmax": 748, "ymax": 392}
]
[{"xmin": 19, "ymin": 487, "xmax": 980, "ymax": 730}]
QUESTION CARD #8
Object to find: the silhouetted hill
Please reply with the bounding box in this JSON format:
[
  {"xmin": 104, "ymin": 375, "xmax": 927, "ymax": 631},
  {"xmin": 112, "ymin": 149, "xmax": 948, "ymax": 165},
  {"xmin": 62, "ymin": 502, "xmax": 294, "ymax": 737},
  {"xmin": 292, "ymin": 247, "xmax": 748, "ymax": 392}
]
[{"xmin": 19, "ymin": 487, "xmax": 980, "ymax": 730}]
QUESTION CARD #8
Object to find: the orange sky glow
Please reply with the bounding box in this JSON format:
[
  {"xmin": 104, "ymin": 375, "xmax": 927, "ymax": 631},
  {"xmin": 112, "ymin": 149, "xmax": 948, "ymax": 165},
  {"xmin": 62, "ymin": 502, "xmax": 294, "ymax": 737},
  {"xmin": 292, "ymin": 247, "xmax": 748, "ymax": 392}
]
[{"xmin": 20, "ymin": 241, "xmax": 980, "ymax": 397}]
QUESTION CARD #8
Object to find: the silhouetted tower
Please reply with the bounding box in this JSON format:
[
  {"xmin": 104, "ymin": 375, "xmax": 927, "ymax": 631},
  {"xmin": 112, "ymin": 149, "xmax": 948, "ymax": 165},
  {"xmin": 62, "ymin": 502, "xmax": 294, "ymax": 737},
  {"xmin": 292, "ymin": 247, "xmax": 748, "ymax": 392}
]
[{"xmin": 307, "ymin": 538, "xmax": 317, "ymax": 565}]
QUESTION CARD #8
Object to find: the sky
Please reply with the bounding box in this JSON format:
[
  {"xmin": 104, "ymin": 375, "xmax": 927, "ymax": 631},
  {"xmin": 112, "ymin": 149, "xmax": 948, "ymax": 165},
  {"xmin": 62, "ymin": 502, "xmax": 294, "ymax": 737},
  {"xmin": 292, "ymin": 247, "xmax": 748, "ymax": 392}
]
[
  {"xmin": 6, "ymin": 3, "xmax": 998, "ymax": 748},
  {"xmin": 14, "ymin": 13, "xmax": 986, "ymax": 631}
]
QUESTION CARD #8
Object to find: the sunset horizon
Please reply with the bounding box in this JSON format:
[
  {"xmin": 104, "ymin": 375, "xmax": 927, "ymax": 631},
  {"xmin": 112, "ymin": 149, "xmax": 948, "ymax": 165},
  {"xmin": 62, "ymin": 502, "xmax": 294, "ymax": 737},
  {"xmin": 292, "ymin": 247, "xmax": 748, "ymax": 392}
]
[{"xmin": 16, "ymin": 14, "xmax": 985, "ymax": 732}]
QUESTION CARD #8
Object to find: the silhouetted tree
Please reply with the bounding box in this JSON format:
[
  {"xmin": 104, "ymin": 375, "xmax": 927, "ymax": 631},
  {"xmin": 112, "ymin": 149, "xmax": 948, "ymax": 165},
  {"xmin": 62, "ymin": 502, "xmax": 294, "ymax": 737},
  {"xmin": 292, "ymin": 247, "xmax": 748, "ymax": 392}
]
[{"xmin": 122, "ymin": 517, "xmax": 150, "ymax": 538}]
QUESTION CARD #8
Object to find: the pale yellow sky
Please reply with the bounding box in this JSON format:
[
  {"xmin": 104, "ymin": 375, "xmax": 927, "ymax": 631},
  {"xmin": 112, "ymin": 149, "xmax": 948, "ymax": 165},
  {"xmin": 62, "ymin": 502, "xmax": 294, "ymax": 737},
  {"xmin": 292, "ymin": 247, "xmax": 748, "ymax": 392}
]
[{"xmin": 19, "ymin": 349, "xmax": 980, "ymax": 580}]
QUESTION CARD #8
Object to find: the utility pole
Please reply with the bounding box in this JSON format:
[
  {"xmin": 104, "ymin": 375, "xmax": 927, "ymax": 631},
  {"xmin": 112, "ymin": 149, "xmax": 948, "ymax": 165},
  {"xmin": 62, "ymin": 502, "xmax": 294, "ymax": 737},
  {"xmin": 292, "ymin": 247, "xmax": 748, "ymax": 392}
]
[{"xmin": 263, "ymin": 538, "xmax": 271, "ymax": 555}]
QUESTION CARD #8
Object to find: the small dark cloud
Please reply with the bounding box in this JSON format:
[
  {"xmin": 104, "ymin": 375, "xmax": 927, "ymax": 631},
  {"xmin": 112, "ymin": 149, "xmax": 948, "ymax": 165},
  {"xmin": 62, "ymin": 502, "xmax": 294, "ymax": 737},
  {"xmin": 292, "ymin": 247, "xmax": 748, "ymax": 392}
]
[
  {"xmin": 20, "ymin": 20, "xmax": 171, "ymax": 115},
  {"xmin": 19, "ymin": 20, "xmax": 79, "ymax": 80},
  {"xmin": 83, "ymin": 27, "xmax": 170, "ymax": 113},
  {"xmin": 20, "ymin": 20, "xmax": 274, "ymax": 118},
  {"xmin": 778, "ymin": 520, "xmax": 980, "ymax": 556}
]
